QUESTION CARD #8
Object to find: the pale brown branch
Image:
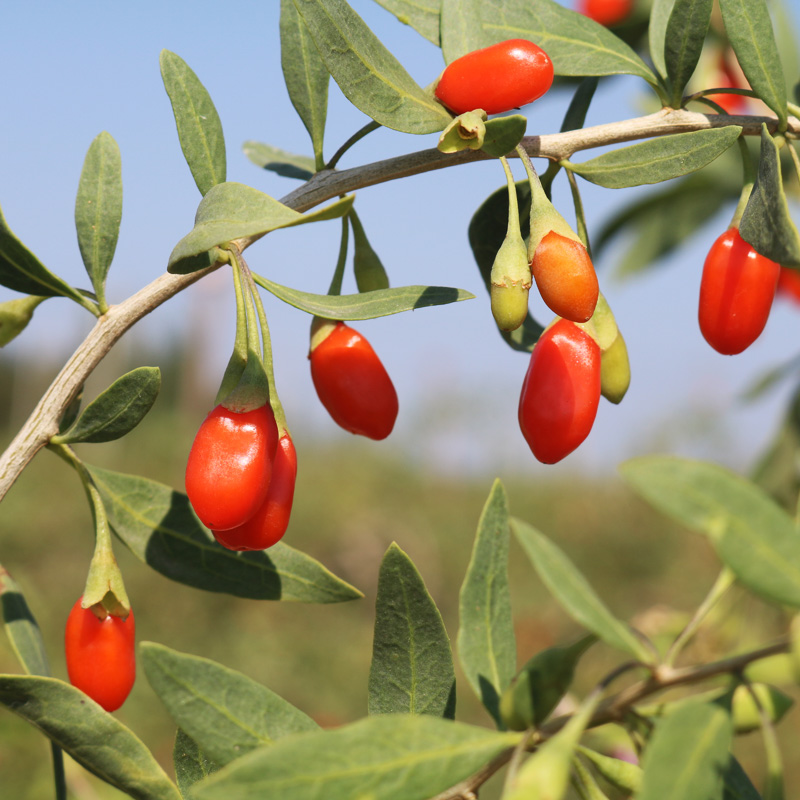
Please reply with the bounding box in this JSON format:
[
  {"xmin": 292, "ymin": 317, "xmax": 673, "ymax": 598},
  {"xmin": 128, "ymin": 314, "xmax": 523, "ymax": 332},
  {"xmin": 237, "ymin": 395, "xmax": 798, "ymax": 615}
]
[{"xmin": 1, "ymin": 109, "xmax": 797, "ymax": 501}]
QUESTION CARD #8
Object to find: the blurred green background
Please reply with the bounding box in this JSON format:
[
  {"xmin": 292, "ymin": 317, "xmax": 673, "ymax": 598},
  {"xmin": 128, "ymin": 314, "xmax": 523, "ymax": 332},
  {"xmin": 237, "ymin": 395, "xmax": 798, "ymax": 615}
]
[{"xmin": 1, "ymin": 346, "xmax": 798, "ymax": 799}]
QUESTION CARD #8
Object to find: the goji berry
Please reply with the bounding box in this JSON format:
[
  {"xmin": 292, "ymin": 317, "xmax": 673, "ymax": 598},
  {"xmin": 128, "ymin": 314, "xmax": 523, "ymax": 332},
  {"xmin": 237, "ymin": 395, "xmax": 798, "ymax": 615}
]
[
  {"xmin": 576, "ymin": 0, "xmax": 633, "ymax": 26},
  {"xmin": 698, "ymin": 228, "xmax": 780, "ymax": 355},
  {"xmin": 65, "ymin": 598, "xmax": 135, "ymax": 712},
  {"xmin": 435, "ymin": 39, "xmax": 553, "ymax": 116},
  {"xmin": 518, "ymin": 319, "xmax": 601, "ymax": 464}
]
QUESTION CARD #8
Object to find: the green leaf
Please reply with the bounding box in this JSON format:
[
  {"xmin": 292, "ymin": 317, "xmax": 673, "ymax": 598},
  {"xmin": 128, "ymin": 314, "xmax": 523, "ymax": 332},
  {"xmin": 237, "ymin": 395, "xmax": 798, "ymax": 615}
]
[
  {"xmin": 371, "ymin": 0, "xmax": 441, "ymax": 46},
  {"xmin": 74, "ymin": 131, "xmax": 122, "ymax": 306},
  {"xmin": 160, "ymin": 50, "xmax": 227, "ymax": 196},
  {"xmin": 52, "ymin": 366, "xmax": 160, "ymax": 445},
  {"xmin": 350, "ymin": 209, "xmax": 390, "ymax": 292},
  {"xmin": 242, "ymin": 141, "xmax": 315, "ymax": 181},
  {"xmin": 480, "ymin": 114, "xmax": 527, "ymax": 158},
  {"xmin": 0, "ymin": 203, "xmax": 87, "ymax": 302},
  {"xmin": 0, "ymin": 675, "xmax": 180, "ymax": 800},
  {"xmin": 290, "ymin": 0, "xmax": 452, "ymax": 134},
  {"xmin": 648, "ymin": 0, "xmax": 674, "ymax": 78},
  {"xmin": 739, "ymin": 125, "xmax": 800, "ymax": 267},
  {"xmin": 620, "ymin": 457, "xmax": 800, "ymax": 608},
  {"xmin": 280, "ymin": 0, "xmax": 330, "ymax": 168},
  {"xmin": 457, "ymin": 480, "xmax": 516, "ymax": 727},
  {"xmin": 565, "ymin": 127, "xmax": 742, "ymax": 188},
  {"xmin": 168, "ymin": 183, "xmax": 353, "ymax": 273},
  {"xmin": 142, "ymin": 643, "xmax": 318, "ymax": 767},
  {"xmin": 0, "ymin": 565, "xmax": 50, "ymax": 676},
  {"xmin": 0, "ymin": 295, "xmax": 46, "ymax": 347},
  {"xmin": 86, "ymin": 464, "xmax": 362, "ymax": 603},
  {"xmin": 174, "ymin": 729, "xmax": 220, "ymax": 799},
  {"xmin": 368, "ymin": 543, "xmax": 456, "ymax": 718},
  {"xmin": 191, "ymin": 715, "xmax": 521, "ymax": 800},
  {"xmin": 441, "ymin": 0, "xmax": 484, "ymax": 64},
  {"xmin": 479, "ymin": 0, "xmax": 657, "ymax": 84},
  {"xmin": 664, "ymin": 0, "xmax": 713, "ymax": 107},
  {"xmin": 467, "ymin": 181, "xmax": 543, "ymax": 352},
  {"xmin": 561, "ymin": 77, "xmax": 599, "ymax": 133},
  {"xmin": 637, "ymin": 699, "xmax": 733, "ymax": 800},
  {"xmin": 722, "ymin": 757, "xmax": 762, "ymax": 800},
  {"xmin": 511, "ymin": 518, "xmax": 653, "ymax": 661},
  {"xmin": 253, "ymin": 274, "xmax": 473, "ymax": 318},
  {"xmin": 719, "ymin": 0, "xmax": 787, "ymax": 125}
]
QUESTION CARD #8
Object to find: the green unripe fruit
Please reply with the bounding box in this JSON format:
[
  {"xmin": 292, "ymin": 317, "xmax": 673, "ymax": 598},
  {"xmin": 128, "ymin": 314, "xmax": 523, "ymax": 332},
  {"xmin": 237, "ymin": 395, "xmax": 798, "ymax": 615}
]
[
  {"xmin": 490, "ymin": 232, "xmax": 531, "ymax": 332},
  {"xmin": 600, "ymin": 332, "xmax": 631, "ymax": 404},
  {"xmin": 500, "ymin": 634, "xmax": 595, "ymax": 730},
  {"xmin": 732, "ymin": 683, "xmax": 793, "ymax": 734},
  {"xmin": 577, "ymin": 745, "xmax": 642, "ymax": 794}
]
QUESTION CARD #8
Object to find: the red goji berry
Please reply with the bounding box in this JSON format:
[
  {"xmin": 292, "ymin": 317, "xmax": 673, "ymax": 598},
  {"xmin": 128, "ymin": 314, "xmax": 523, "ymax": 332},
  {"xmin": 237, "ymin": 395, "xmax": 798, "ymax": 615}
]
[
  {"xmin": 65, "ymin": 598, "xmax": 135, "ymax": 712},
  {"xmin": 185, "ymin": 404, "xmax": 278, "ymax": 530},
  {"xmin": 309, "ymin": 321, "xmax": 398, "ymax": 440},
  {"xmin": 435, "ymin": 39, "xmax": 553, "ymax": 116},
  {"xmin": 698, "ymin": 228, "xmax": 780, "ymax": 355},
  {"xmin": 576, "ymin": 0, "xmax": 633, "ymax": 27},
  {"xmin": 518, "ymin": 319, "xmax": 601, "ymax": 464}
]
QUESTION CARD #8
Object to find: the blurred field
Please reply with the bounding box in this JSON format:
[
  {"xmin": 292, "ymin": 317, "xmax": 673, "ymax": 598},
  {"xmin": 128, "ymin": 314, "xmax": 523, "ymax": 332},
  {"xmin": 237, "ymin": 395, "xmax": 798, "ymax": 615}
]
[{"xmin": 0, "ymin": 361, "xmax": 798, "ymax": 798}]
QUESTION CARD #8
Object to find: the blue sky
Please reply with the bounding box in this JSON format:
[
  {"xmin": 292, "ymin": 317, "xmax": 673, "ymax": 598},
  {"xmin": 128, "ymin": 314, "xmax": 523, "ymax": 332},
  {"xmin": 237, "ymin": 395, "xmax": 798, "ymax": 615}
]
[{"xmin": 1, "ymin": 0, "xmax": 799, "ymax": 477}]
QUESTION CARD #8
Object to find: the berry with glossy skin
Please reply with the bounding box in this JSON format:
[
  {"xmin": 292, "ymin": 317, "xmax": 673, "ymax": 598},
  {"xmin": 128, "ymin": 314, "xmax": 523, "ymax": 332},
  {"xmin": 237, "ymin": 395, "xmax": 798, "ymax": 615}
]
[
  {"xmin": 530, "ymin": 231, "xmax": 599, "ymax": 323},
  {"xmin": 576, "ymin": 0, "xmax": 633, "ymax": 26},
  {"xmin": 777, "ymin": 267, "xmax": 800, "ymax": 305},
  {"xmin": 518, "ymin": 319, "xmax": 601, "ymax": 464},
  {"xmin": 65, "ymin": 598, "xmax": 135, "ymax": 712},
  {"xmin": 435, "ymin": 39, "xmax": 554, "ymax": 116},
  {"xmin": 185, "ymin": 404, "xmax": 278, "ymax": 530},
  {"xmin": 698, "ymin": 228, "xmax": 780, "ymax": 355},
  {"xmin": 309, "ymin": 320, "xmax": 398, "ymax": 440},
  {"xmin": 213, "ymin": 433, "xmax": 298, "ymax": 551}
]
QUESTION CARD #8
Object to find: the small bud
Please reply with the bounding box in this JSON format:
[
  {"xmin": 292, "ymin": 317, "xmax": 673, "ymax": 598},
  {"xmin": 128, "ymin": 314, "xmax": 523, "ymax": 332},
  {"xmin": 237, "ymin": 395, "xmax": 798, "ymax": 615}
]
[
  {"xmin": 600, "ymin": 332, "xmax": 631, "ymax": 404},
  {"xmin": 490, "ymin": 233, "xmax": 531, "ymax": 331},
  {"xmin": 732, "ymin": 683, "xmax": 793, "ymax": 734},
  {"xmin": 0, "ymin": 295, "xmax": 46, "ymax": 347}
]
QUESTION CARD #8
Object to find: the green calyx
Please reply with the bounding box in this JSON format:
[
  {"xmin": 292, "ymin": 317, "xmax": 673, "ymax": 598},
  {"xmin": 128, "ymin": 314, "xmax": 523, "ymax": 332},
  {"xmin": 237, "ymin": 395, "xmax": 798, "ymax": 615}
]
[
  {"xmin": 309, "ymin": 315, "xmax": 339, "ymax": 353},
  {"xmin": 0, "ymin": 295, "xmax": 46, "ymax": 347},
  {"xmin": 437, "ymin": 110, "xmax": 487, "ymax": 154},
  {"xmin": 499, "ymin": 634, "xmax": 596, "ymax": 731}
]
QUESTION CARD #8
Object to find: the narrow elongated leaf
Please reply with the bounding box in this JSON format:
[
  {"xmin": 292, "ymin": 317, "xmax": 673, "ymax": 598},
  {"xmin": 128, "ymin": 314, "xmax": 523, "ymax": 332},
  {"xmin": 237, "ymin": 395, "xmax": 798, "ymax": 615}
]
[
  {"xmin": 369, "ymin": 544, "xmax": 455, "ymax": 718},
  {"xmin": 142, "ymin": 643, "xmax": 318, "ymax": 766},
  {"xmin": 561, "ymin": 78, "xmax": 599, "ymax": 134},
  {"xmin": 479, "ymin": 0, "xmax": 657, "ymax": 83},
  {"xmin": 168, "ymin": 183, "xmax": 353, "ymax": 273},
  {"xmin": 291, "ymin": 0, "xmax": 452, "ymax": 134},
  {"xmin": 511, "ymin": 518, "xmax": 652, "ymax": 661},
  {"xmin": 467, "ymin": 181, "xmax": 543, "ymax": 352},
  {"xmin": 253, "ymin": 274, "xmax": 472, "ymax": 318},
  {"xmin": 350, "ymin": 209, "xmax": 389, "ymax": 292},
  {"xmin": 174, "ymin": 729, "xmax": 220, "ymax": 799},
  {"xmin": 719, "ymin": 0, "xmax": 787, "ymax": 125},
  {"xmin": 371, "ymin": 0, "xmax": 441, "ymax": 45},
  {"xmin": 664, "ymin": 0, "xmax": 713, "ymax": 106},
  {"xmin": 86, "ymin": 464, "xmax": 362, "ymax": 603},
  {"xmin": 75, "ymin": 131, "xmax": 122, "ymax": 303},
  {"xmin": 0, "ymin": 675, "xmax": 180, "ymax": 800},
  {"xmin": 739, "ymin": 125, "xmax": 800, "ymax": 267},
  {"xmin": 192, "ymin": 715, "xmax": 521, "ymax": 800},
  {"xmin": 566, "ymin": 127, "xmax": 742, "ymax": 188},
  {"xmin": 280, "ymin": 0, "xmax": 329, "ymax": 167},
  {"xmin": 242, "ymin": 141, "xmax": 315, "ymax": 181},
  {"xmin": 160, "ymin": 50, "xmax": 226, "ymax": 196},
  {"xmin": 620, "ymin": 457, "xmax": 800, "ymax": 608},
  {"xmin": 649, "ymin": 0, "xmax": 675, "ymax": 78},
  {"xmin": 53, "ymin": 366, "xmax": 160, "ymax": 444},
  {"xmin": 0, "ymin": 566, "xmax": 49, "ymax": 676},
  {"xmin": 441, "ymin": 0, "xmax": 483, "ymax": 64},
  {"xmin": 0, "ymin": 204, "xmax": 86, "ymax": 301},
  {"xmin": 638, "ymin": 699, "xmax": 733, "ymax": 800},
  {"xmin": 458, "ymin": 480, "xmax": 515, "ymax": 726}
]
